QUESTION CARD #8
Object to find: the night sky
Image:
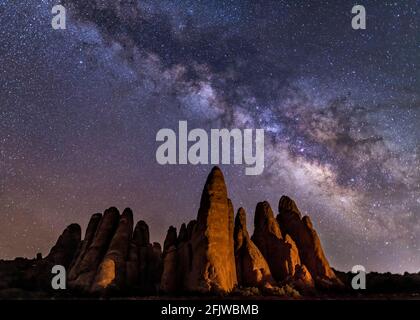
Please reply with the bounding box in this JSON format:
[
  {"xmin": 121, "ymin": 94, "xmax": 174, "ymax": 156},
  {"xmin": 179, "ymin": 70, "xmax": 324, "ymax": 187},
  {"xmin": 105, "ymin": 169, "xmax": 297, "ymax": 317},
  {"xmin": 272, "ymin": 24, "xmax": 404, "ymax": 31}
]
[{"xmin": 0, "ymin": 0, "xmax": 419, "ymax": 273}]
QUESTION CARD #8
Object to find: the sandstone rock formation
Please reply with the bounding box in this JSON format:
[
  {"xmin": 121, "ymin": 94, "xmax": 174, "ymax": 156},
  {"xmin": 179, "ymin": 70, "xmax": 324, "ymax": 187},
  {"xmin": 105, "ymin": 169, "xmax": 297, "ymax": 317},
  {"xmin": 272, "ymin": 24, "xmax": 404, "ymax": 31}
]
[
  {"xmin": 277, "ymin": 195, "xmax": 342, "ymax": 288},
  {"xmin": 234, "ymin": 208, "xmax": 274, "ymax": 288},
  {"xmin": 46, "ymin": 223, "xmax": 81, "ymax": 267},
  {"xmin": 126, "ymin": 219, "xmax": 150, "ymax": 289},
  {"xmin": 175, "ymin": 220, "xmax": 195, "ymax": 292},
  {"xmin": 126, "ymin": 220, "xmax": 162, "ymax": 294},
  {"xmin": 9, "ymin": 167, "xmax": 345, "ymax": 297},
  {"xmin": 68, "ymin": 207, "xmax": 120, "ymax": 292},
  {"xmin": 25, "ymin": 223, "xmax": 81, "ymax": 290},
  {"xmin": 292, "ymin": 264, "xmax": 315, "ymax": 292},
  {"xmin": 91, "ymin": 208, "xmax": 133, "ymax": 293},
  {"xmin": 252, "ymin": 201, "xmax": 301, "ymax": 282},
  {"xmin": 160, "ymin": 167, "xmax": 239, "ymax": 294},
  {"xmin": 163, "ymin": 226, "xmax": 177, "ymax": 252},
  {"xmin": 160, "ymin": 227, "xmax": 178, "ymax": 293},
  {"xmin": 66, "ymin": 208, "xmax": 164, "ymax": 295},
  {"xmin": 68, "ymin": 213, "xmax": 102, "ymax": 280},
  {"xmin": 185, "ymin": 166, "xmax": 237, "ymax": 293},
  {"xmin": 149, "ymin": 242, "xmax": 163, "ymax": 293},
  {"xmin": 178, "ymin": 223, "xmax": 187, "ymax": 242}
]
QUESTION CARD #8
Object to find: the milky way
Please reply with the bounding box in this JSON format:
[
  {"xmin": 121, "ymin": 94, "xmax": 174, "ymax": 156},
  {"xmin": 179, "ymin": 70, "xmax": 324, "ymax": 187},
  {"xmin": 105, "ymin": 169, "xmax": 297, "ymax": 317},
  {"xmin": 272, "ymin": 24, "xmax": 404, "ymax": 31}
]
[{"xmin": 0, "ymin": 0, "xmax": 419, "ymax": 273}]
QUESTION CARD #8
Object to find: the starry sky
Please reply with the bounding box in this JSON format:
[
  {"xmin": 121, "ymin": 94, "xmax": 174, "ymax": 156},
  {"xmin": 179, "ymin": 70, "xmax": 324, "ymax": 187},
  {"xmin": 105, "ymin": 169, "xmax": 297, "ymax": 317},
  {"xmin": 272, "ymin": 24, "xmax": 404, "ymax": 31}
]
[{"xmin": 0, "ymin": 0, "xmax": 419, "ymax": 273}]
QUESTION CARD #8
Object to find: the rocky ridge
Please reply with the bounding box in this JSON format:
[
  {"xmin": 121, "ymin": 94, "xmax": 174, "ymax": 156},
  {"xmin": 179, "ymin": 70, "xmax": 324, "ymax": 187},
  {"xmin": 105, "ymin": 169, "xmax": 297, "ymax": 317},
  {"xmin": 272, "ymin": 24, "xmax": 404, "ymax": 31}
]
[{"xmin": 2, "ymin": 167, "xmax": 344, "ymax": 296}]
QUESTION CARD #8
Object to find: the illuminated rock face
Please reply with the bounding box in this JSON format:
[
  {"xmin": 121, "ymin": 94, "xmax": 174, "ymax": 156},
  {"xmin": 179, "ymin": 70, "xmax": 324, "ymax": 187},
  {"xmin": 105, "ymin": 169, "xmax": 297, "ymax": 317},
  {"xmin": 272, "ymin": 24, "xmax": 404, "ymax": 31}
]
[
  {"xmin": 184, "ymin": 167, "xmax": 237, "ymax": 293},
  {"xmin": 68, "ymin": 213, "xmax": 102, "ymax": 281},
  {"xmin": 160, "ymin": 167, "xmax": 238, "ymax": 294},
  {"xmin": 292, "ymin": 264, "xmax": 315, "ymax": 292},
  {"xmin": 54, "ymin": 168, "xmax": 341, "ymax": 296},
  {"xmin": 68, "ymin": 208, "xmax": 162, "ymax": 295},
  {"xmin": 68, "ymin": 207, "xmax": 120, "ymax": 292},
  {"xmin": 234, "ymin": 207, "xmax": 275, "ymax": 288},
  {"xmin": 277, "ymin": 196, "xmax": 342, "ymax": 288},
  {"xmin": 93, "ymin": 259, "xmax": 116, "ymax": 289},
  {"xmin": 252, "ymin": 201, "xmax": 301, "ymax": 282},
  {"xmin": 91, "ymin": 208, "xmax": 133, "ymax": 293}
]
